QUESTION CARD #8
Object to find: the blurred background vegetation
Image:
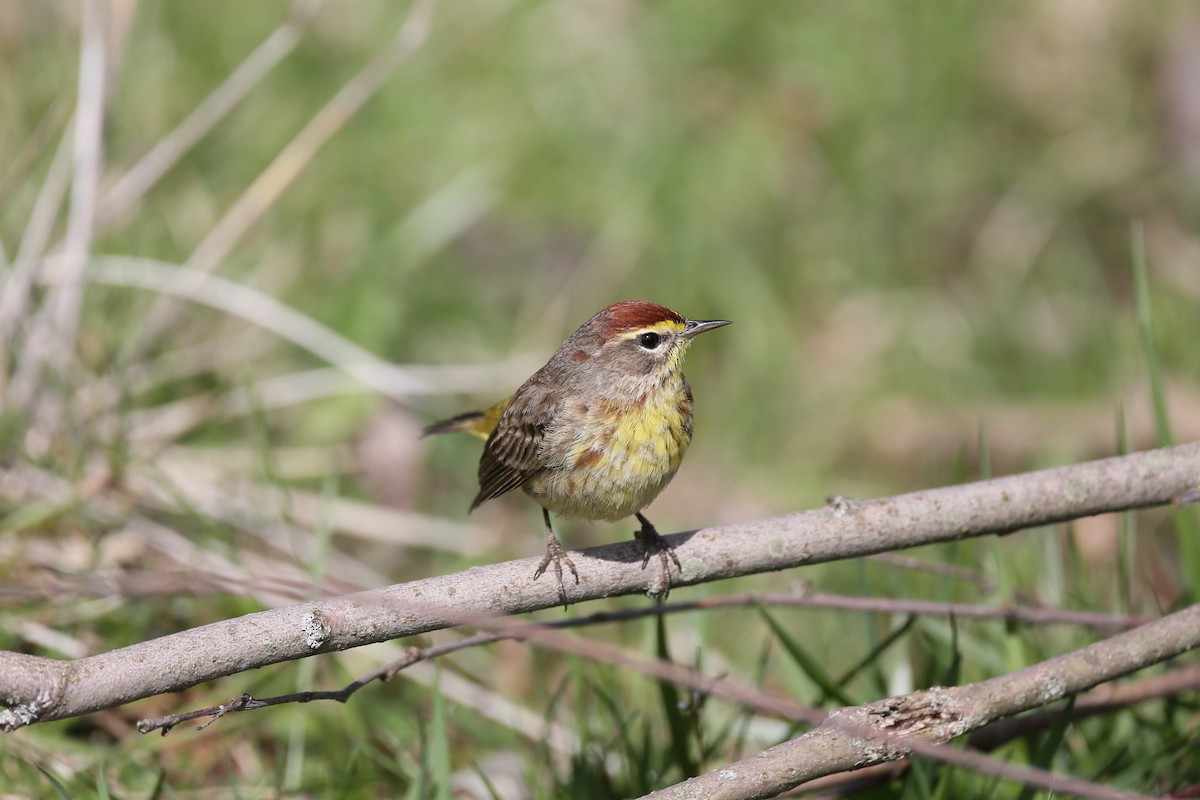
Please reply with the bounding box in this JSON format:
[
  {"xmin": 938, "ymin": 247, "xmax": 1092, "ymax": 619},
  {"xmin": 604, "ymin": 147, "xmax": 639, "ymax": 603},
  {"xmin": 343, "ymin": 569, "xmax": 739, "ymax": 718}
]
[{"xmin": 2, "ymin": 0, "xmax": 1198, "ymax": 797}]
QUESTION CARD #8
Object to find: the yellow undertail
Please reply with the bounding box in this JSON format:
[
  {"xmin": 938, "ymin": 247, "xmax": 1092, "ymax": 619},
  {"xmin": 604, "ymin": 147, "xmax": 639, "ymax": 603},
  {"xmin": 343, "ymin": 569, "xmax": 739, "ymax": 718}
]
[{"xmin": 421, "ymin": 397, "xmax": 511, "ymax": 441}]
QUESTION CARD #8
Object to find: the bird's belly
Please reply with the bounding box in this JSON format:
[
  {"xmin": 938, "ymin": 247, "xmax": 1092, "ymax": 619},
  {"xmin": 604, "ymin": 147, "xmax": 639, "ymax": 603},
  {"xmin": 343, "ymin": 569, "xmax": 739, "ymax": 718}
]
[{"xmin": 526, "ymin": 395, "xmax": 693, "ymax": 522}]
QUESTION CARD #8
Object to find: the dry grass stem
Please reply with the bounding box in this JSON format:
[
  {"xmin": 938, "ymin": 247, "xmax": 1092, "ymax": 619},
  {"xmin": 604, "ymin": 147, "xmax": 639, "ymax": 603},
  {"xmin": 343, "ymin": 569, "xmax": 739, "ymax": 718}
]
[
  {"xmin": 46, "ymin": 0, "xmax": 108, "ymax": 373},
  {"xmin": 0, "ymin": 128, "xmax": 73, "ymax": 393},
  {"xmin": 125, "ymin": 0, "xmax": 439, "ymax": 360},
  {"xmin": 97, "ymin": 0, "xmax": 323, "ymax": 229},
  {"xmin": 42, "ymin": 255, "xmax": 527, "ymax": 402},
  {"xmin": 128, "ymin": 460, "xmax": 488, "ymax": 553}
]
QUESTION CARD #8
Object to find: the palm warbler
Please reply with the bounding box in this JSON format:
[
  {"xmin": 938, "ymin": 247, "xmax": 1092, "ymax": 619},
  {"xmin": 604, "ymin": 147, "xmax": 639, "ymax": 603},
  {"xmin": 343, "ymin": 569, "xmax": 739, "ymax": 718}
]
[{"xmin": 424, "ymin": 301, "xmax": 730, "ymax": 603}]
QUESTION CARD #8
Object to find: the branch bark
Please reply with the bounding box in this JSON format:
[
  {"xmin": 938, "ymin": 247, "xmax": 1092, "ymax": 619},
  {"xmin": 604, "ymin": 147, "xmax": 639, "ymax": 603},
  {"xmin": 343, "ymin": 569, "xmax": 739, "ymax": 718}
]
[
  {"xmin": 1, "ymin": 443, "xmax": 1197, "ymax": 730},
  {"xmin": 640, "ymin": 603, "xmax": 1200, "ymax": 800},
  {"xmin": 769, "ymin": 663, "xmax": 1200, "ymax": 797}
]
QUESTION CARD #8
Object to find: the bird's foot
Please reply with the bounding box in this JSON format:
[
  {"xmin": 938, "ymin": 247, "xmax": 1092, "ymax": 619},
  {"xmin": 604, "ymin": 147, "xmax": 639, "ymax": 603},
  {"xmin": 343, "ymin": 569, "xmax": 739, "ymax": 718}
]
[
  {"xmin": 634, "ymin": 515, "xmax": 681, "ymax": 599},
  {"xmin": 533, "ymin": 532, "xmax": 579, "ymax": 608}
]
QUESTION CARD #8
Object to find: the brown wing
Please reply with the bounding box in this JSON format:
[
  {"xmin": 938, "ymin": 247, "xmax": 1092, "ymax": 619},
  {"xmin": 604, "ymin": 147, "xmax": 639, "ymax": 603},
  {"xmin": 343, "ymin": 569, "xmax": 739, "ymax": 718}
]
[{"xmin": 470, "ymin": 390, "xmax": 559, "ymax": 510}]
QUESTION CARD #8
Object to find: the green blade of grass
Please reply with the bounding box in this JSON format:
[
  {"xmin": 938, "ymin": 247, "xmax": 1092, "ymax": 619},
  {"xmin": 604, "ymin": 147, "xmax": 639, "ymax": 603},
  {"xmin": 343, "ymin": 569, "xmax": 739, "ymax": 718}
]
[
  {"xmin": 654, "ymin": 611, "xmax": 697, "ymax": 779},
  {"xmin": 144, "ymin": 769, "xmax": 166, "ymax": 800},
  {"xmin": 96, "ymin": 763, "xmax": 110, "ymax": 800},
  {"xmin": 940, "ymin": 612, "xmax": 962, "ymax": 688},
  {"xmin": 1015, "ymin": 695, "xmax": 1076, "ymax": 800},
  {"xmin": 755, "ymin": 602, "xmax": 855, "ymax": 707},
  {"xmin": 857, "ymin": 559, "xmax": 891, "ymax": 696},
  {"xmin": 468, "ymin": 762, "xmax": 505, "ymax": 800},
  {"xmin": 834, "ymin": 614, "xmax": 917, "ymax": 697},
  {"xmin": 429, "ymin": 665, "xmax": 452, "ymax": 800},
  {"xmin": 902, "ymin": 758, "xmax": 938, "ymax": 800},
  {"xmin": 283, "ymin": 474, "xmax": 336, "ymax": 792},
  {"xmin": 0, "ymin": 496, "xmax": 81, "ymax": 535},
  {"xmin": 1130, "ymin": 221, "xmax": 1172, "ymax": 447},
  {"xmin": 1116, "ymin": 405, "xmax": 1136, "ymax": 614},
  {"xmin": 38, "ymin": 767, "xmax": 72, "ymax": 800},
  {"xmin": 588, "ymin": 676, "xmax": 651, "ymax": 791},
  {"xmin": 1131, "ymin": 220, "xmax": 1199, "ymax": 598},
  {"xmin": 929, "ymin": 745, "xmax": 961, "ymax": 800}
]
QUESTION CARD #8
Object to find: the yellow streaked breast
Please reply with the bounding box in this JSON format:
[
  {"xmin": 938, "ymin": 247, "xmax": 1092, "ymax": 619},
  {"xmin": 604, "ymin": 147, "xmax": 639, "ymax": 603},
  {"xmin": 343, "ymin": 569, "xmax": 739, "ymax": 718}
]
[{"xmin": 526, "ymin": 381, "xmax": 694, "ymax": 522}]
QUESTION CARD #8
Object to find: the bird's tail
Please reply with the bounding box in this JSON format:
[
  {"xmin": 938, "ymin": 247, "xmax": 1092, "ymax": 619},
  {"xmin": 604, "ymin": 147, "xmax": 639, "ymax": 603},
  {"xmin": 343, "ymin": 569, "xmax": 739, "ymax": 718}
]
[
  {"xmin": 421, "ymin": 397, "xmax": 511, "ymax": 441},
  {"xmin": 422, "ymin": 410, "xmax": 488, "ymax": 439}
]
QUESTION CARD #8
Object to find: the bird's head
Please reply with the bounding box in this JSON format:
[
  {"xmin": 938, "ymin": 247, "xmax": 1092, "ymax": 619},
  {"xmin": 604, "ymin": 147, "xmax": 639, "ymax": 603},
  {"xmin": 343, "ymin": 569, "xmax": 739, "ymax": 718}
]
[{"xmin": 568, "ymin": 301, "xmax": 730, "ymax": 379}]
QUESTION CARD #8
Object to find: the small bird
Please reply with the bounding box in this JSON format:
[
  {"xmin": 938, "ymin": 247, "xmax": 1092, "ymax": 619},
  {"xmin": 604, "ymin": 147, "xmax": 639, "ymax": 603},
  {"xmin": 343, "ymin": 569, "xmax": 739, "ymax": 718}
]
[{"xmin": 424, "ymin": 301, "xmax": 730, "ymax": 603}]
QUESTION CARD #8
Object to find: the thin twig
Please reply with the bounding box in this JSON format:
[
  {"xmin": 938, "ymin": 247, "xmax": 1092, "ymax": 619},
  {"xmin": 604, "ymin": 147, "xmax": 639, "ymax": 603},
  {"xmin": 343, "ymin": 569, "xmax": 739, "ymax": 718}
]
[
  {"xmin": 865, "ymin": 551, "xmax": 1049, "ymax": 607},
  {"xmin": 866, "ymin": 552, "xmax": 1001, "ymax": 592},
  {"xmin": 777, "ymin": 762, "xmax": 905, "ymax": 798},
  {"xmin": 132, "ymin": 588, "xmax": 1153, "ymax": 734},
  {"xmin": 755, "ymin": 589, "xmax": 1150, "ymax": 630}
]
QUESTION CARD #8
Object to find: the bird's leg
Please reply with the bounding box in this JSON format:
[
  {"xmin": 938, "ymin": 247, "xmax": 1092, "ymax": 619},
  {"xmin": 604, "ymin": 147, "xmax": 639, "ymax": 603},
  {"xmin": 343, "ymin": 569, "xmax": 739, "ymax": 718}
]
[
  {"xmin": 634, "ymin": 512, "xmax": 682, "ymax": 597},
  {"xmin": 532, "ymin": 507, "xmax": 578, "ymax": 606}
]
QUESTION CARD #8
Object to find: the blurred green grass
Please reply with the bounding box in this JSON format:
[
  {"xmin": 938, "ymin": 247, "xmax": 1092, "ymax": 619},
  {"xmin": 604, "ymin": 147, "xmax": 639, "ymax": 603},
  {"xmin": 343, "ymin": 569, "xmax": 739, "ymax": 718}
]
[{"xmin": 2, "ymin": 0, "xmax": 1199, "ymax": 797}]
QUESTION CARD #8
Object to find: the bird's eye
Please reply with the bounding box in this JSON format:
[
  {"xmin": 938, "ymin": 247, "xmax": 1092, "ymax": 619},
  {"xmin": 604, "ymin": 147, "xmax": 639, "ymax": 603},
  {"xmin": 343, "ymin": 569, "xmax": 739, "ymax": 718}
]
[{"xmin": 637, "ymin": 332, "xmax": 662, "ymax": 350}]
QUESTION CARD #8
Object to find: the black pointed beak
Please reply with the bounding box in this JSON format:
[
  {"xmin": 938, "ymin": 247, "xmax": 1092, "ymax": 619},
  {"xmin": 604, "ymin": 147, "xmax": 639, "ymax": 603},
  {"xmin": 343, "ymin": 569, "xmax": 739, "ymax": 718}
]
[{"xmin": 681, "ymin": 318, "xmax": 732, "ymax": 338}]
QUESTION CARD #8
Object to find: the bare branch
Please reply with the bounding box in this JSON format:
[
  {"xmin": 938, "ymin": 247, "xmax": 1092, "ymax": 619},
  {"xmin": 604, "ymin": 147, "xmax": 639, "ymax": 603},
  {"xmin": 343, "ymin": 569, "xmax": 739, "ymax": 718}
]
[
  {"xmin": 0, "ymin": 444, "xmax": 1195, "ymax": 730},
  {"xmin": 787, "ymin": 664, "xmax": 1200, "ymax": 798},
  {"xmin": 642, "ymin": 604, "xmax": 1200, "ymax": 800},
  {"xmin": 139, "ymin": 599, "xmax": 1198, "ymax": 800}
]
